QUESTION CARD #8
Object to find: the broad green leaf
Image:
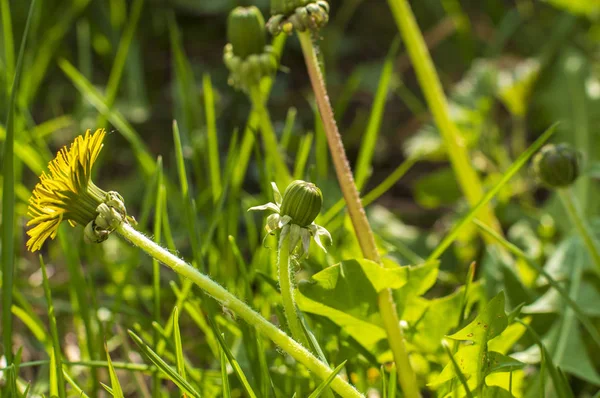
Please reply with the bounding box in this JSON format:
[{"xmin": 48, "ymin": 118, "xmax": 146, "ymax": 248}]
[
  {"xmin": 401, "ymin": 282, "xmax": 483, "ymax": 354},
  {"xmin": 435, "ymin": 292, "xmax": 523, "ymax": 390},
  {"xmin": 448, "ymin": 292, "xmax": 508, "ymax": 342},
  {"xmin": 297, "ymin": 259, "xmax": 438, "ymax": 355}
]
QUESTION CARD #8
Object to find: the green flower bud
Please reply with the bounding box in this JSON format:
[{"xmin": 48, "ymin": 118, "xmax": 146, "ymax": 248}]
[
  {"xmin": 533, "ymin": 143, "xmax": 581, "ymax": 188},
  {"xmin": 227, "ymin": 6, "xmax": 266, "ymax": 59},
  {"xmin": 280, "ymin": 180, "xmax": 323, "ymax": 227},
  {"xmin": 267, "ymin": 0, "xmax": 329, "ymax": 35}
]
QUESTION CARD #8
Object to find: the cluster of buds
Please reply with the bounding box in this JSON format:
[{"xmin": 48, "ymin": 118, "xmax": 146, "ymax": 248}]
[
  {"xmin": 532, "ymin": 143, "xmax": 581, "ymax": 188},
  {"xmin": 266, "ymin": 0, "xmax": 330, "ymax": 35},
  {"xmin": 84, "ymin": 191, "xmax": 135, "ymax": 244},
  {"xmin": 224, "ymin": 6, "xmax": 279, "ymax": 92}
]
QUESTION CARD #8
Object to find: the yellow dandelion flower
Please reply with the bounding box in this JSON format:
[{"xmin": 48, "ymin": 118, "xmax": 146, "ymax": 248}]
[{"xmin": 26, "ymin": 129, "xmax": 108, "ymax": 252}]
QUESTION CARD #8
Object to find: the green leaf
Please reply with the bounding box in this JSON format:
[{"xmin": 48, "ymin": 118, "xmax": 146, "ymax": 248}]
[
  {"xmin": 435, "ymin": 292, "xmax": 522, "ymax": 391},
  {"xmin": 296, "ymin": 259, "xmax": 438, "ymax": 356}
]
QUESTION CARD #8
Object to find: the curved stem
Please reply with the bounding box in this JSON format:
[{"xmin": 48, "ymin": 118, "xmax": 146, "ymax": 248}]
[
  {"xmin": 559, "ymin": 189, "xmax": 600, "ymax": 274},
  {"xmin": 249, "ymin": 85, "xmax": 292, "ymax": 188},
  {"xmin": 278, "ymin": 232, "xmax": 311, "ymax": 348},
  {"xmin": 297, "ymin": 31, "xmax": 420, "ymax": 398},
  {"xmin": 116, "ymin": 222, "xmax": 362, "ymax": 398}
]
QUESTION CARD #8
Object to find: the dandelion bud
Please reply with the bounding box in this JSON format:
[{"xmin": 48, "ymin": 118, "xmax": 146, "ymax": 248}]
[
  {"xmin": 227, "ymin": 6, "xmax": 266, "ymax": 59},
  {"xmin": 533, "ymin": 143, "xmax": 581, "ymax": 188},
  {"xmin": 224, "ymin": 6, "xmax": 279, "ymax": 92},
  {"xmin": 267, "ymin": 0, "xmax": 329, "ymax": 35},
  {"xmin": 280, "ymin": 180, "xmax": 323, "ymax": 227}
]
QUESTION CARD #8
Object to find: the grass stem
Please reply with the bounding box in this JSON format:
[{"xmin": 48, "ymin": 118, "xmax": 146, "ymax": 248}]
[
  {"xmin": 116, "ymin": 222, "xmax": 363, "ymax": 398},
  {"xmin": 558, "ymin": 189, "xmax": 600, "ymax": 274},
  {"xmin": 386, "ymin": 0, "xmax": 502, "ymax": 238},
  {"xmin": 249, "ymin": 85, "xmax": 292, "ymax": 188}
]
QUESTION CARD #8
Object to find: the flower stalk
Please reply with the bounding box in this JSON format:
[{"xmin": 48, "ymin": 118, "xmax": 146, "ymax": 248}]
[
  {"xmin": 116, "ymin": 222, "xmax": 361, "ymax": 398},
  {"xmin": 297, "ymin": 31, "xmax": 420, "ymax": 398},
  {"xmin": 278, "ymin": 231, "xmax": 311, "ymax": 348}
]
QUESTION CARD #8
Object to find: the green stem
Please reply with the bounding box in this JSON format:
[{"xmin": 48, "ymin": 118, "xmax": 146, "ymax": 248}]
[
  {"xmin": 116, "ymin": 222, "xmax": 362, "ymax": 398},
  {"xmin": 249, "ymin": 85, "xmax": 292, "ymax": 188},
  {"xmin": 278, "ymin": 232, "xmax": 311, "ymax": 348},
  {"xmin": 386, "ymin": 0, "xmax": 502, "ymax": 237},
  {"xmin": 558, "ymin": 189, "xmax": 600, "ymax": 274},
  {"xmin": 297, "ymin": 31, "xmax": 420, "ymax": 398}
]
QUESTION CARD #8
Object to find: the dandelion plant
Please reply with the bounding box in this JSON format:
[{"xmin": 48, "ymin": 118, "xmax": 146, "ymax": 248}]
[{"xmin": 25, "ymin": 130, "xmax": 361, "ymax": 398}]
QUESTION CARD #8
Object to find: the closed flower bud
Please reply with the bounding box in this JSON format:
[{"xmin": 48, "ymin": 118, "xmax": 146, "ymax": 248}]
[
  {"xmin": 533, "ymin": 143, "xmax": 581, "ymax": 188},
  {"xmin": 280, "ymin": 180, "xmax": 323, "ymax": 227},
  {"xmin": 227, "ymin": 6, "xmax": 267, "ymax": 59},
  {"xmin": 267, "ymin": 0, "xmax": 329, "ymax": 35}
]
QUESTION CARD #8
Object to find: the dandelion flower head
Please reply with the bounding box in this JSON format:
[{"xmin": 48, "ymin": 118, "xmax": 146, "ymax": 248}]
[{"xmin": 26, "ymin": 129, "xmax": 108, "ymax": 252}]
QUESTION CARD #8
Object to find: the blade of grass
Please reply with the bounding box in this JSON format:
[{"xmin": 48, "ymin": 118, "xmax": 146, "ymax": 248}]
[
  {"xmin": 173, "ymin": 307, "xmax": 188, "ymax": 398},
  {"xmin": 220, "ymin": 349, "xmax": 232, "ymax": 398},
  {"xmin": 63, "ymin": 368, "xmax": 90, "ymax": 397},
  {"xmin": 473, "ymin": 219, "xmax": 600, "ymax": 349},
  {"xmin": 20, "ymin": 0, "xmax": 90, "ymax": 104},
  {"xmin": 293, "ymin": 132, "xmax": 313, "ymax": 179},
  {"xmin": 208, "ymin": 317, "xmax": 258, "ymax": 398},
  {"xmin": 427, "ymin": 123, "xmax": 557, "ymax": 261},
  {"xmin": 443, "ymin": 343, "xmax": 474, "ymax": 398},
  {"xmin": 387, "ymin": 0, "xmax": 502, "ymax": 236},
  {"xmin": 58, "ymin": 229, "xmax": 100, "ymax": 393},
  {"xmin": 105, "ymin": 343, "xmax": 125, "ymax": 398},
  {"xmin": 98, "ymin": 0, "xmax": 145, "ymax": 127},
  {"xmin": 1, "ymin": 0, "xmax": 35, "ymax": 365},
  {"xmin": 249, "ymin": 85, "xmax": 292, "ymax": 188},
  {"xmin": 308, "ymin": 361, "xmax": 347, "ymax": 398},
  {"xmin": 128, "ymin": 330, "xmax": 202, "ymax": 398},
  {"xmin": 355, "ymin": 37, "xmax": 400, "ymax": 190},
  {"xmin": 40, "ymin": 256, "xmax": 66, "ymax": 398},
  {"xmin": 280, "ymin": 107, "xmax": 297, "ymax": 151},
  {"xmin": 58, "ymin": 58, "xmax": 155, "ymax": 175},
  {"xmin": 203, "ymin": 74, "xmax": 222, "ymax": 203},
  {"xmin": 320, "ymin": 155, "xmax": 419, "ymax": 227},
  {"xmin": 516, "ymin": 319, "xmax": 574, "ymax": 398},
  {"xmin": 152, "ymin": 156, "xmax": 164, "ymax": 396},
  {"xmin": 388, "ymin": 365, "xmax": 397, "ymax": 398},
  {"xmin": 1, "ymin": 0, "xmax": 14, "ymax": 90}
]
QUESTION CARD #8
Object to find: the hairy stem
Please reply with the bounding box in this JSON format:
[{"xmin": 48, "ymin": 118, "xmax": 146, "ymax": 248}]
[
  {"xmin": 298, "ymin": 31, "xmax": 420, "ymax": 398},
  {"xmin": 116, "ymin": 222, "xmax": 362, "ymax": 398},
  {"xmin": 278, "ymin": 232, "xmax": 312, "ymax": 348},
  {"xmin": 559, "ymin": 189, "xmax": 600, "ymax": 274}
]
